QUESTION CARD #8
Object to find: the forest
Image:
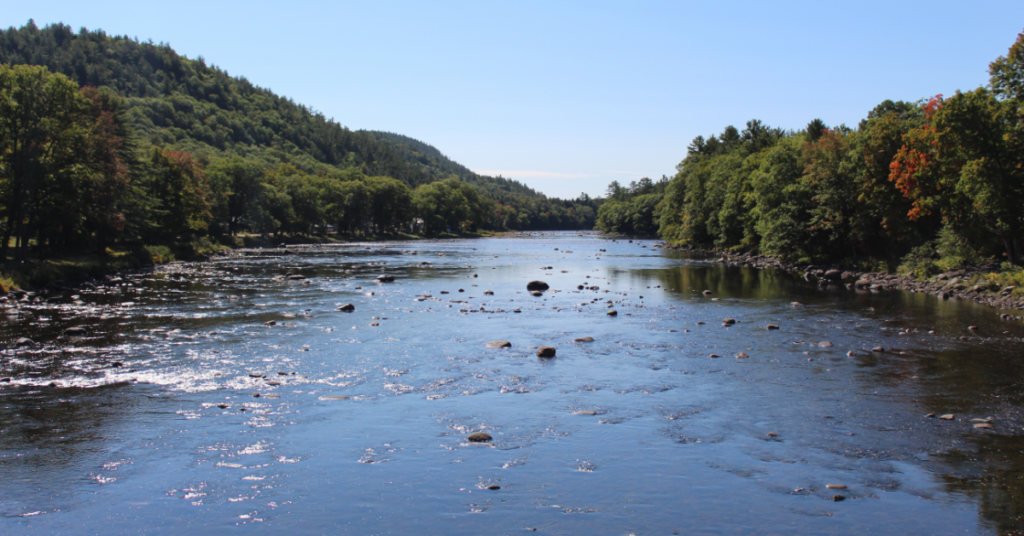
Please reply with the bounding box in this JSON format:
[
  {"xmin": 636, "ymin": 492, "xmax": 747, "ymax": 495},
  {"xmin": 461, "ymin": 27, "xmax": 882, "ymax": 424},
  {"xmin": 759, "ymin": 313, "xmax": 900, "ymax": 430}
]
[
  {"xmin": 0, "ymin": 21, "xmax": 599, "ymax": 267},
  {"xmin": 597, "ymin": 29, "xmax": 1024, "ymax": 275}
]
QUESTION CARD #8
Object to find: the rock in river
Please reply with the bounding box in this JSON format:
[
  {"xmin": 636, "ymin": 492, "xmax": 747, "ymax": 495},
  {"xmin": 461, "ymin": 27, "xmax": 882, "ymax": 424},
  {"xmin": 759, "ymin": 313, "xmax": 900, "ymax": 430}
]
[
  {"xmin": 818, "ymin": 341, "xmax": 833, "ymax": 348},
  {"xmin": 63, "ymin": 326, "xmax": 88, "ymax": 337},
  {"xmin": 537, "ymin": 346, "xmax": 557, "ymax": 358},
  {"xmin": 467, "ymin": 432, "xmax": 493, "ymax": 442},
  {"xmin": 766, "ymin": 324, "xmax": 780, "ymax": 330},
  {"xmin": 607, "ymin": 310, "xmax": 618, "ymax": 316},
  {"xmin": 338, "ymin": 304, "xmax": 356, "ymax": 312},
  {"xmin": 375, "ymin": 275, "xmax": 395, "ymax": 283},
  {"xmin": 486, "ymin": 340, "xmax": 512, "ymax": 348},
  {"xmin": 530, "ymin": 291, "xmax": 544, "ymax": 297},
  {"xmin": 15, "ymin": 337, "xmax": 35, "ymax": 348},
  {"xmin": 527, "ymin": 280, "xmax": 550, "ymax": 291},
  {"xmin": 573, "ymin": 336, "xmax": 595, "ymax": 343}
]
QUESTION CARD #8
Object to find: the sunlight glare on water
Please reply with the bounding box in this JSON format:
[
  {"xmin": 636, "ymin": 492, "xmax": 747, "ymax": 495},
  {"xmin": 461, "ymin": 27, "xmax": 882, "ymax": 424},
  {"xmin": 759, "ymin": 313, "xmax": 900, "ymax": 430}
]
[{"xmin": 2, "ymin": 232, "xmax": 1024, "ymax": 535}]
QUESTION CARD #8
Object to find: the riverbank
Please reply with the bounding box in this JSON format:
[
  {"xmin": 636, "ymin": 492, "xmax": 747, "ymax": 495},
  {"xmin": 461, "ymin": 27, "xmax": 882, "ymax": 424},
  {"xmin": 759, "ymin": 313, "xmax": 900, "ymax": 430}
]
[
  {"xmin": 0, "ymin": 230, "xmax": 508, "ymax": 293},
  {"xmin": 665, "ymin": 244, "xmax": 1024, "ymax": 317}
]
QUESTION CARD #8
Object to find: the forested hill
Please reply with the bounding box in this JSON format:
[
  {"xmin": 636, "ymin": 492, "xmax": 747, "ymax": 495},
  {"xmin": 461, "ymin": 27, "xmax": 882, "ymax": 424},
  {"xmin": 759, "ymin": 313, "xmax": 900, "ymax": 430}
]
[
  {"xmin": 360, "ymin": 131, "xmax": 549, "ymax": 201},
  {"xmin": 0, "ymin": 22, "xmax": 446, "ymax": 185},
  {"xmin": 0, "ymin": 21, "xmax": 568, "ymax": 209},
  {"xmin": 0, "ymin": 20, "xmax": 600, "ymax": 271}
]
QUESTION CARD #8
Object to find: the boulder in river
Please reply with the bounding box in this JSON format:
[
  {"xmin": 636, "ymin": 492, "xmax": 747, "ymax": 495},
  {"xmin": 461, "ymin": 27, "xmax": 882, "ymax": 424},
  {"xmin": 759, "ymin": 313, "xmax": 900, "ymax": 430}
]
[
  {"xmin": 818, "ymin": 341, "xmax": 833, "ymax": 348},
  {"xmin": 722, "ymin": 318, "xmax": 736, "ymax": 325},
  {"xmin": 607, "ymin": 310, "xmax": 618, "ymax": 316},
  {"xmin": 527, "ymin": 281, "xmax": 550, "ymax": 291},
  {"xmin": 15, "ymin": 337, "xmax": 35, "ymax": 348},
  {"xmin": 486, "ymin": 340, "xmax": 512, "ymax": 348},
  {"xmin": 63, "ymin": 327, "xmax": 88, "ymax": 337},
  {"xmin": 824, "ymin": 269, "xmax": 843, "ymax": 281},
  {"xmin": 263, "ymin": 320, "xmax": 276, "ymax": 326},
  {"xmin": 766, "ymin": 324, "xmax": 780, "ymax": 330},
  {"xmin": 338, "ymin": 304, "xmax": 356, "ymax": 312},
  {"xmin": 536, "ymin": 346, "xmax": 556, "ymax": 358},
  {"xmin": 467, "ymin": 432, "xmax": 493, "ymax": 442},
  {"xmin": 375, "ymin": 275, "xmax": 395, "ymax": 283},
  {"xmin": 573, "ymin": 336, "xmax": 595, "ymax": 343},
  {"xmin": 530, "ymin": 291, "xmax": 544, "ymax": 297}
]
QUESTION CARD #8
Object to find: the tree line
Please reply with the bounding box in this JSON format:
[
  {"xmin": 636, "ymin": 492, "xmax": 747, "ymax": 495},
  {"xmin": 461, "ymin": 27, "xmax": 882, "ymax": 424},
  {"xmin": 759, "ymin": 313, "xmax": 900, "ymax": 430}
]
[
  {"xmin": 598, "ymin": 29, "xmax": 1024, "ymax": 273},
  {"xmin": 0, "ymin": 21, "xmax": 600, "ymax": 262}
]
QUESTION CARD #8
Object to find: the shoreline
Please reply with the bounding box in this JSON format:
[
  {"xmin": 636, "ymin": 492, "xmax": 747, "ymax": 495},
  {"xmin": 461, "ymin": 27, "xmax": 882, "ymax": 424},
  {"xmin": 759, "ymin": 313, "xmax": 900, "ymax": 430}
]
[
  {"xmin": 664, "ymin": 244, "xmax": 1024, "ymax": 317},
  {"xmin": 0, "ymin": 229, "xmax": 535, "ymax": 298}
]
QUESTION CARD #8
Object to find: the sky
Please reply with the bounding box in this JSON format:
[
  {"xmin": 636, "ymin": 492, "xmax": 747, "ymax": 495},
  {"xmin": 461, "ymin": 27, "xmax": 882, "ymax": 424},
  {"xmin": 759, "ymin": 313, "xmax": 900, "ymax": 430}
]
[{"xmin": 5, "ymin": 1, "xmax": 1024, "ymax": 199}]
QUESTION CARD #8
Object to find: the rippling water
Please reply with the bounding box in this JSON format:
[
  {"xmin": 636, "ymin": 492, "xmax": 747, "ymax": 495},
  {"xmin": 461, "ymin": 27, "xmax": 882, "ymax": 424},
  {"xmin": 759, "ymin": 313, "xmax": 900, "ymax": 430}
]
[{"xmin": 2, "ymin": 232, "xmax": 1024, "ymax": 535}]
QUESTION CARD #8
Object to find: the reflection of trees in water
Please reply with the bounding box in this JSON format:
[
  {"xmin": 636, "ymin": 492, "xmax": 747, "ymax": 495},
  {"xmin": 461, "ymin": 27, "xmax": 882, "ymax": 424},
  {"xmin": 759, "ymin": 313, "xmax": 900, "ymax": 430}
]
[
  {"xmin": 938, "ymin": 435, "xmax": 1024, "ymax": 536},
  {"xmin": 0, "ymin": 384, "xmax": 136, "ymax": 480},
  {"xmin": 605, "ymin": 261, "xmax": 797, "ymax": 301}
]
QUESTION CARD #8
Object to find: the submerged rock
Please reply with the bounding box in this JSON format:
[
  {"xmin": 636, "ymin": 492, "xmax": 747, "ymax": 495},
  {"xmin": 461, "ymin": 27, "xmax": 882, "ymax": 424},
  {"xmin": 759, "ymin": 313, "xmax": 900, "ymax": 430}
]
[{"xmin": 467, "ymin": 432, "xmax": 493, "ymax": 442}]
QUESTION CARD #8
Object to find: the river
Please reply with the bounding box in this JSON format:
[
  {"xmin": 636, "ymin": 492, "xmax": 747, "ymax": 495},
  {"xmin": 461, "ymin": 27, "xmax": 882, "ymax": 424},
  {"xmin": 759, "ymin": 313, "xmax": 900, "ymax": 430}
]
[{"xmin": 2, "ymin": 232, "xmax": 1023, "ymax": 535}]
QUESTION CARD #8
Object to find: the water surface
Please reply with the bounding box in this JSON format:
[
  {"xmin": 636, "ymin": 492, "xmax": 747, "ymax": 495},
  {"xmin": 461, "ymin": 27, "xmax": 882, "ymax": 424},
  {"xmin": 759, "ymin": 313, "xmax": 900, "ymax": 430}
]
[{"xmin": 2, "ymin": 232, "xmax": 1023, "ymax": 535}]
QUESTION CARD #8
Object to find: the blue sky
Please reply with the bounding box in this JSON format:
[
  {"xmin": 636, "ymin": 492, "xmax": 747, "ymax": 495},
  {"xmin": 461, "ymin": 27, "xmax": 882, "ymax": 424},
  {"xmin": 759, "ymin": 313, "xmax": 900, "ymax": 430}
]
[{"xmin": 5, "ymin": 1, "xmax": 1024, "ymax": 199}]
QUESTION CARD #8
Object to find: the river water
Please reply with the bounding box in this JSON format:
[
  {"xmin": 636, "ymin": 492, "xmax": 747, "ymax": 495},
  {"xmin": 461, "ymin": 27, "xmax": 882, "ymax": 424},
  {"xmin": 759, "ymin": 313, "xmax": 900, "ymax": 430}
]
[{"xmin": 2, "ymin": 232, "xmax": 1024, "ymax": 535}]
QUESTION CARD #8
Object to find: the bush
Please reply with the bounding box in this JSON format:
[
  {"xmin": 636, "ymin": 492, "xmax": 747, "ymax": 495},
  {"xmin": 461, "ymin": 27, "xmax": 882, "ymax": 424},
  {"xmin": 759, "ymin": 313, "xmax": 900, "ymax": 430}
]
[
  {"xmin": 142, "ymin": 245, "xmax": 174, "ymax": 264},
  {"xmin": 934, "ymin": 225, "xmax": 982, "ymax": 270},
  {"xmin": 899, "ymin": 242, "xmax": 941, "ymax": 278}
]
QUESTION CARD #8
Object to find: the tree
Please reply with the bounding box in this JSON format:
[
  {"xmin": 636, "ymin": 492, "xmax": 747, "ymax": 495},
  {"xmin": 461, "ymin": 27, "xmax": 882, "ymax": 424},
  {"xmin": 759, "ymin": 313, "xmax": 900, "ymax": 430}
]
[
  {"xmin": 806, "ymin": 118, "xmax": 827, "ymax": 142},
  {"xmin": 146, "ymin": 148, "xmax": 212, "ymax": 240},
  {"xmin": 207, "ymin": 157, "xmax": 267, "ymax": 236},
  {"xmin": 0, "ymin": 64, "xmax": 131, "ymax": 259},
  {"xmin": 802, "ymin": 128, "xmax": 865, "ymax": 258},
  {"xmin": 890, "ymin": 91, "xmax": 1024, "ymax": 264}
]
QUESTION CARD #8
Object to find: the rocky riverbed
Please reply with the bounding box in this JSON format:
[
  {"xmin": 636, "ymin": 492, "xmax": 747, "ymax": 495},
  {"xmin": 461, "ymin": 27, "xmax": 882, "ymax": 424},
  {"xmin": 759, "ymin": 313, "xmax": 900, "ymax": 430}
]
[{"xmin": 2, "ymin": 232, "xmax": 1024, "ymax": 535}]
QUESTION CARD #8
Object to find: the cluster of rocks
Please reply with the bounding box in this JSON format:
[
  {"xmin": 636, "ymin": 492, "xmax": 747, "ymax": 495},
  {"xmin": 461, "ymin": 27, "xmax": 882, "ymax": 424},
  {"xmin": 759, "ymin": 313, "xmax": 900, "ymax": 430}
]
[{"xmin": 665, "ymin": 245, "xmax": 1024, "ymax": 315}]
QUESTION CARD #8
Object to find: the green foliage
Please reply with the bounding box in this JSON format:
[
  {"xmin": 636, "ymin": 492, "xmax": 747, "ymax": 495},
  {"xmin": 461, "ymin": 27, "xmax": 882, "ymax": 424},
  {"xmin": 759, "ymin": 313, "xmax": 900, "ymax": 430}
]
[
  {"xmin": 627, "ymin": 28, "xmax": 1024, "ymax": 271},
  {"xmin": 0, "ymin": 22, "xmax": 597, "ymax": 237},
  {"xmin": 143, "ymin": 244, "xmax": 174, "ymax": 264},
  {"xmin": 595, "ymin": 177, "xmax": 668, "ymax": 236},
  {"xmin": 0, "ymin": 21, "xmax": 602, "ymax": 266}
]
